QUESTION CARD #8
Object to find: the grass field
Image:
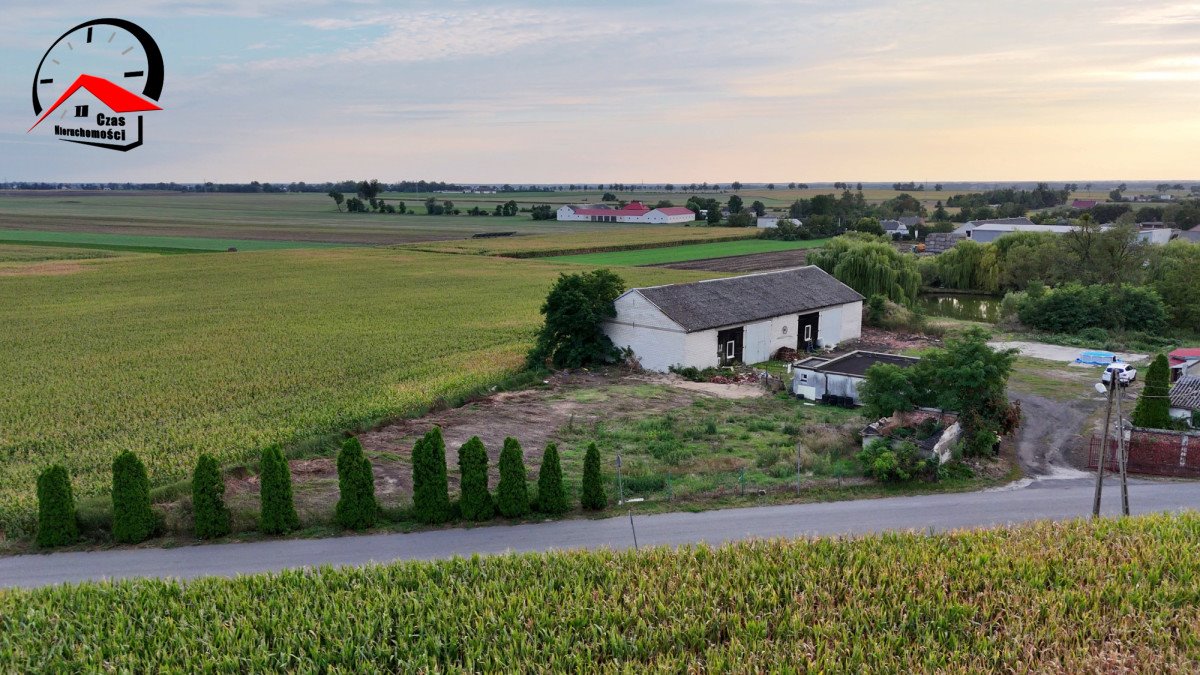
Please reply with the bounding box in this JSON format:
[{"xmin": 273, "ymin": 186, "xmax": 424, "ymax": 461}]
[
  {"xmin": 406, "ymin": 227, "xmax": 758, "ymax": 257},
  {"xmin": 0, "ymin": 249, "xmax": 708, "ymax": 538},
  {"xmin": 544, "ymin": 238, "xmax": 828, "ymax": 266},
  {"xmin": 2, "ymin": 513, "xmax": 1197, "ymax": 670},
  {"xmin": 0, "ymin": 244, "xmax": 131, "ymax": 263},
  {"xmin": 0, "ymin": 228, "xmax": 347, "ymax": 253}
]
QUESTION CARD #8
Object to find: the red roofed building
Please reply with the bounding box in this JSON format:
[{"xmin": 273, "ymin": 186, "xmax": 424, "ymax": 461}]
[
  {"xmin": 1071, "ymin": 199, "xmax": 1099, "ymax": 209},
  {"xmin": 1169, "ymin": 348, "xmax": 1200, "ymax": 382},
  {"xmin": 557, "ymin": 201, "xmax": 695, "ymax": 224}
]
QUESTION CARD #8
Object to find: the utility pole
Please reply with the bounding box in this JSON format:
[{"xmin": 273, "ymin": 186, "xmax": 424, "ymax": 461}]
[
  {"xmin": 1115, "ymin": 382, "xmax": 1130, "ymax": 516},
  {"xmin": 1092, "ymin": 378, "xmax": 1116, "ymax": 517}
]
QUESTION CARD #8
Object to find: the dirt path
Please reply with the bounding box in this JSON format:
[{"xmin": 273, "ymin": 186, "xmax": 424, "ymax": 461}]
[
  {"xmin": 1009, "ymin": 391, "xmax": 1095, "ymax": 476},
  {"xmin": 651, "ymin": 249, "xmax": 811, "ymax": 272}
]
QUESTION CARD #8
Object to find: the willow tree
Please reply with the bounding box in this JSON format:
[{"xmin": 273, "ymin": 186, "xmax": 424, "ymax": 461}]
[
  {"xmin": 809, "ymin": 235, "xmax": 921, "ymax": 306},
  {"xmin": 933, "ymin": 240, "xmax": 1000, "ymax": 293}
]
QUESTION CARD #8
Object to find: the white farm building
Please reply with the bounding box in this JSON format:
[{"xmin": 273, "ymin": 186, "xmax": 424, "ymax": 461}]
[
  {"xmin": 557, "ymin": 201, "xmax": 695, "ymax": 224},
  {"xmin": 603, "ymin": 267, "xmax": 864, "ymax": 372}
]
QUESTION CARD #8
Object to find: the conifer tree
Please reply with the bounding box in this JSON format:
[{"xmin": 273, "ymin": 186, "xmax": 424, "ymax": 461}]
[
  {"xmin": 412, "ymin": 427, "xmax": 451, "ymax": 524},
  {"xmin": 458, "ymin": 436, "xmax": 494, "ymax": 521},
  {"xmin": 260, "ymin": 447, "xmax": 300, "ymax": 535},
  {"xmin": 1132, "ymin": 354, "xmax": 1172, "ymax": 429},
  {"xmin": 36, "ymin": 465, "xmax": 78, "ymax": 548},
  {"xmin": 580, "ymin": 443, "xmax": 607, "ymax": 510},
  {"xmin": 496, "ymin": 437, "xmax": 530, "ymax": 518},
  {"xmin": 192, "ymin": 453, "xmax": 231, "ymax": 539},
  {"xmin": 335, "ymin": 437, "xmax": 379, "ymax": 530},
  {"xmin": 536, "ymin": 443, "xmax": 568, "ymax": 515},
  {"xmin": 112, "ymin": 451, "xmax": 155, "ymax": 544}
]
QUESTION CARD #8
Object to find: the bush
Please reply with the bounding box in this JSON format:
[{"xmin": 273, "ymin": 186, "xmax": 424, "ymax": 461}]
[
  {"xmin": 496, "ymin": 438, "xmax": 530, "ymax": 518},
  {"xmin": 756, "ymin": 447, "xmax": 782, "ymax": 469},
  {"xmin": 867, "ymin": 295, "xmax": 886, "ymax": 326},
  {"xmin": 536, "ymin": 443, "xmax": 569, "ymax": 514},
  {"xmin": 192, "ymin": 453, "xmax": 231, "ymax": 539},
  {"xmin": 857, "ymin": 439, "xmax": 931, "ymax": 483},
  {"xmin": 259, "ymin": 446, "xmax": 299, "ymax": 535},
  {"xmin": 458, "ymin": 437, "xmax": 494, "ymax": 522},
  {"xmin": 1018, "ymin": 283, "xmax": 1168, "ymax": 334},
  {"xmin": 412, "ymin": 427, "xmax": 451, "ymax": 524},
  {"xmin": 580, "ymin": 443, "xmax": 607, "ymax": 510},
  {"xmin": 528, "ymin": 269, "xmax": 625, "ymax": 369},
  {"xmin": 1132, "ymin": 354, "xmax": 1172, "ymax": 430},
  {"xmin": 334, "ymin": 437, "xmax": 378, "ymax": 531},
  {"xmin": 36, "ymin": 465, "xmax": 77, "ymax": 548},
  {"xmin": 112, "ymin": 451, "xmax": 155, "ymax": 544},
  {"xmin": 1076, "ymin": 327, "xmax": 1109, "ymax": 344}
]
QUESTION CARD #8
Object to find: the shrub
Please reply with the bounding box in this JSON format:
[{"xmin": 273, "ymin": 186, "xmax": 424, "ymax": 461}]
[
  {"xmin": 496, "ymin": 438, "xmax": 530, "ymax": 518},
  {"xmin": 192, "ymin": 453, "xmax": 230, "ymax": 539},
  {"xmin": 457, "ymin": 437, "xmax": 494, "ymax": 522},
  {"xmin": 1076, "ymin": 327, "xmax": 1108, "ymax": 344},
  {"xmin": 259, "ymin": 446, "xmax": 299, "ymax": 535},
  {"xmin": 756, "ymin": 448, "xmax": 782, "ymax": 469},
  {"xmin": 528, "ymin": 269, "xmax": 625, "ymax": 369},
  {"xmin": 1018, "ymin": 283, "xmax": 1168, "ymax": 334},
  {"xmin": 580, "ymin": 443, "xmax": 607, "ymax": 510},
  {"xmin": 412, "ymin": 427, "xmax": 451, "ymax": 524},
  {"xmin": 866, "ymin": 294, "xmax": 886, "ymax": 326},
  {"xmin": 111, "ymin": 451, "xmax": 155, "ymax": 544},
  {"xmin": 1132, "ymin": 354, "xmax": 1172, "ymax": 430},
  {"xmin": 536, "ymin": 443, "xmax": 568, "ymax": 515},
  {"xmin": 857, "ymin": 439, "xmax": 931, "ymax": 483},
  {"xmin": 36, "ymin": 465, "xmax": 77, "ymax": 548},
  {"xmin": 334, "ymin": 437, "xmax": 378, "ymax": 531}
]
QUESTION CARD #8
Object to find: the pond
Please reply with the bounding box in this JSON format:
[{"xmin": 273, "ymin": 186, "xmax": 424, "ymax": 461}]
[{"xmin": 918, "ymin": 293, "xmax": 1003, "ymax": 323}]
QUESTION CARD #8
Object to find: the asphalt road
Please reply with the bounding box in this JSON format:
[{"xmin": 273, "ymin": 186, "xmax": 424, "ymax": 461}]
[{"xmin": 2, "ymin": 476, "xmax": 1197, "ymax": 589}]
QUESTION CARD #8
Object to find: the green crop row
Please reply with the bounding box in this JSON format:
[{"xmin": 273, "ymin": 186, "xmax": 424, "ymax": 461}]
[{"xmin": 2, "ymin": 513, "xmax": 1198, "ymax": 671}]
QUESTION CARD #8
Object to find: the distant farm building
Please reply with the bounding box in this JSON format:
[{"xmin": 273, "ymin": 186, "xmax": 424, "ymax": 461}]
[
  {"xmin": 1170, "ymin": 349, "xmax": 1200, "ymax": 383},
  {"xmin": 1168, "ymin": 376, "xmax": 1200, "ymax": 426},
  {"xmin": 756, "ymin": 216, "xmax": 800, "ymax": 229},
  {"xmin": 792, "ymin": 351, "xmax": 921, "ymax": 406},
  {"xmin": 953, "ymin": 217, "xmax": 1035, "ymax": 238},
  {"xmin": 556, "ymin": 201, "xmax": 695, "ymax": 224},
  {"xmin": 924, "ymin": 232, "xmax": 965, "ymax": 254},
  {"xmin": 603, "ymin": 267, "xmax": 864, "ymax": 372},
  {"xmin": 1071, "ymin": 199, "xmax": 1099, "ymax": 209}
]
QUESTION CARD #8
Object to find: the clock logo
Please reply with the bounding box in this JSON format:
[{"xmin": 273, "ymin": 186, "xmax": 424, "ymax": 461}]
[{"xmin": 27, "ymin": 18, "xmax": 164, "ymax": 152}]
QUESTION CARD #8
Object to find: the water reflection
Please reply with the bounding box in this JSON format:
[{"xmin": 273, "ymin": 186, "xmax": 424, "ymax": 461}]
[{"xmin": 918, "ymin": 294, "xmax": 1001, "ymax": 323}]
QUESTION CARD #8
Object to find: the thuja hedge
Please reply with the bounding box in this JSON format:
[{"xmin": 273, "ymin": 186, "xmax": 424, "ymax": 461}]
[{"xmin": 2, "ymin": 514, "xmax": 1198, "ymax": 671}]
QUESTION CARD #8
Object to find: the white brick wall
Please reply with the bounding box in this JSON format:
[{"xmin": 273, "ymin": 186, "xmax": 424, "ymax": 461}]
[{"xmin": 603, "ymin": 291, "xmax": 686, "ymax": 372}]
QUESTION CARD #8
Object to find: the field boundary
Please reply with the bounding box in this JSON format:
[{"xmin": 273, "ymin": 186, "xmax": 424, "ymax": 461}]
[{"xmin": 406, "ymin": 233, "xmax": 759, "ymax": 259}]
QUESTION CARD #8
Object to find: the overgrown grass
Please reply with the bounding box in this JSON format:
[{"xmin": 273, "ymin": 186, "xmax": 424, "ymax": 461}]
[{"xmin": 2, "ymin": 513, "xmax": 1197, "ymax": 670}]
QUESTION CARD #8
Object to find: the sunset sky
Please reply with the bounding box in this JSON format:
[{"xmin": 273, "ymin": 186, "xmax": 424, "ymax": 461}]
[{"xmin": 2, "ymin": 1, "xmax": 1200, "ymax": 183}]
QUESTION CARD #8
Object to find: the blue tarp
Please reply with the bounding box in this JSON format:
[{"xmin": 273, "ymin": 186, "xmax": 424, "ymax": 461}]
[{"xmin": 1075, "ymin": 350, "xmax": 1116, "ymax": 365}]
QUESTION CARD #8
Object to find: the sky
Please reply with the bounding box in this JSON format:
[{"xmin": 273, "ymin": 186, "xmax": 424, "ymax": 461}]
[{"xmin": 2, "ymin": 0, "xmax": 1200, "ymax": 183}]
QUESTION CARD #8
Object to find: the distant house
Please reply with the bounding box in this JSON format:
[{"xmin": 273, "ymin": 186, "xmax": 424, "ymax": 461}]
[
  {"xmin": 1179, "ymin": 226, "xmax": 1200, "ymax": 244},
  {"xmin": 953, "ymin": 217, "xmax": 1035, "ymax": 237},
  {"xmin": 1170, "ymin": 348, "xmax": 1200, "ymax": 383},
  {"xmin": 1136, "ymin": 228, "xmax": 1174, "ymax": 245},
  {"xmin": 757, "ymin": 216, "xmax": 800, "ymax": 229},
  {"xmin": 556, "ymin": 201, "xmax": 695, "ymax": 224},
  {"xmin": 602, "ymin": 267, "xmax": 864, "ymax": 372},
  {"xmin": 880, "ymin": 220, "xmax": 909, "ymax": 238},
  {"xmin": 792, "ymin": 351, "xmax": 921, "ymax": 405},
  {"xmin": 1071, "ymin": 199, "xmax": 1099, "ymax": 209},
  {"xmin": 1168, "ymin": 376, "xmax": 1200, "ymax": 426},
  {"xmin": 898, "ymin": 216, "xmax": 924, "ymax": 229}
]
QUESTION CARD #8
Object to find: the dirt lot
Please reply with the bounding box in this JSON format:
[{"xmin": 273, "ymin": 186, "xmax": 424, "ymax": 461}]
[
  {"xmin": 222, "ymin": 371, "xmax": 772, "ymax": 524},
  {"xmin": 653, "ymin": 248, "xmax": 811, "ymax": 272}
]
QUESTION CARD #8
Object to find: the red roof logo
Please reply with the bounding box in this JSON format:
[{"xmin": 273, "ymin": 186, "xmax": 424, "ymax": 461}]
[{"xmin": 28, "ymin": 74, "xmax": 161, "ymax": 132}]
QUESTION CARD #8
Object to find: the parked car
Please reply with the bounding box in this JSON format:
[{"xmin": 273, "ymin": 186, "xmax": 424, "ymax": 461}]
[{"xmin": 1101, "ymin": 362, "xmax": 1137, "ymax": 386}]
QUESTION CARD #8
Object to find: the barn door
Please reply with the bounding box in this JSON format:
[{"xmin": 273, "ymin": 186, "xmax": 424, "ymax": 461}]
[
  {"xmin": 716, "ymin": 327, "xmax": 744, "ymax": 365},
  {"xmin": 797, "ymin": 313, "xmax": 820, "ymax": 352}
]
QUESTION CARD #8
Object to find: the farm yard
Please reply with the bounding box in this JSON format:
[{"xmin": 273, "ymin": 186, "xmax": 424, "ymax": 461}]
[
  {"xmin": 0, "ymin": 247, "xmax": 711, "ymax": 540},
  {"xmin": 2, "ymin": 513, "xmax": 1198, "ymax": 671}
]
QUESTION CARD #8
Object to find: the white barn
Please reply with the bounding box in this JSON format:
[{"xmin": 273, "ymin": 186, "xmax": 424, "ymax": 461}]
[
  {"xmin": 603, "ymin": 266, "xmax": 864, "ymax": 372},
  {"xmin": 557, "ymin": 201, "xmax": 695, "ymax": 224}
]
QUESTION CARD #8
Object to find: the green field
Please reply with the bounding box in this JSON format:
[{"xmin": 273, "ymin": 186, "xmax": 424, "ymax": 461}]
[
  {"xmin": 2, "ymin": 513, "xmax": 1197, "ymax": 670},
  {"xmin": 544, "ymin": 238, "xmax": 828, "ymax": 266},
  {"xmin": 0, "ymin": 249, "xmax": 707, "ymax": 537},
  {"xmin": 0, "ymin": 228, "xmax": 347, "ymax": 253}
]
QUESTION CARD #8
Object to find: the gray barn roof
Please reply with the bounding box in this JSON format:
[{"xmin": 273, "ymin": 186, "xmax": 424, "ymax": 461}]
[
  {"xmin": 1170, "ymin": 376, "xmax": 1200, "ymax": 412},
  {"xmin": 634, "ymin": 266, "xmax": 864, "ymax": 333}
]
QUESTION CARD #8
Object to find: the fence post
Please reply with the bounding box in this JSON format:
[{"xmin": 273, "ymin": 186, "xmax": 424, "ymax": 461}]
[
  {"xmin": 666, "ymin": 475, "xmax": 673, "ymax": 501},
  {"xmin": 739, "ymin": 468, "xmax": 745, "ymax": 496},
  {"xmin": 615, "ymin": 453, "xmax": 623, "ymax": 505}
]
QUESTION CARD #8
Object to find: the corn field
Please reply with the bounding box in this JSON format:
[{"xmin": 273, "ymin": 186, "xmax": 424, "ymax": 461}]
[
  {"xmin": 2, "ymin": 514, "xmax": 1198, "ymax": 671},
  {"xmin": 0, "ymin": 248, "xmax": 702, "ymax": 538}
]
